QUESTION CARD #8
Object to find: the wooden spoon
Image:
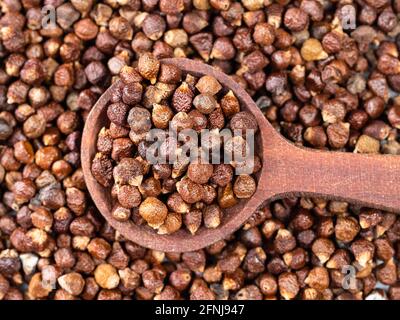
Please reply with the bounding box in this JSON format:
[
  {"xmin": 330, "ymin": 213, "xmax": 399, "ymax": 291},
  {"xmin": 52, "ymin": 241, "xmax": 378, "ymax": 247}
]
[{"xmin": 81, "ymin": 58, "xmax": 400, "ymax": 252}]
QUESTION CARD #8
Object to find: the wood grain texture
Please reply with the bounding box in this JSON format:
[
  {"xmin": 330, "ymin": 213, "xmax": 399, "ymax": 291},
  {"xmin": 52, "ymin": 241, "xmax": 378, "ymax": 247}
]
[
  {"xmin": 262, "ymin": 139, "xmax": 400, "ymax": 212},
  {"xmin": 81, "ymin": 58, "xmax": 400, "ymax": 252}
]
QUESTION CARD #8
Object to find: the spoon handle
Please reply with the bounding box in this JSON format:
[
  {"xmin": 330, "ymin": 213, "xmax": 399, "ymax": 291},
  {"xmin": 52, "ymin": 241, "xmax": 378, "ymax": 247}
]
[{"xmin": 266, "ymin": 147, "xmax": 400, "ymax": 212}]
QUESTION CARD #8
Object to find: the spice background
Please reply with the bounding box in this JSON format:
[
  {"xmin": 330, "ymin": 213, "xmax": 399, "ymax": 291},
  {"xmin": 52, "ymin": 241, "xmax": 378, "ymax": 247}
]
[{"xmin": 0, "ymin": 0, "xmax": 400, "ymax": 300}]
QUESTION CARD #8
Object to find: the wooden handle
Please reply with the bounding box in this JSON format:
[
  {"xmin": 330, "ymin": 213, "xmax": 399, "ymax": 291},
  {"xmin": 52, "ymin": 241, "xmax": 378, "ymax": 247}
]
[{"xmin": 265, "ymin": 145, "xmax": 400, "ymax": 212}]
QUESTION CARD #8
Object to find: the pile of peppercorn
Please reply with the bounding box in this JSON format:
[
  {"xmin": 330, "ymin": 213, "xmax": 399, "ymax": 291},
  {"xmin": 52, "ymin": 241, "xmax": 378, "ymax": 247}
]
[
  {"xmin": 91, "ymin": 53, "xmax": 260, "ymax": 235},
  {"xmin": 0, "ymin": 0, "xmax": 400, "ymax": 300}
]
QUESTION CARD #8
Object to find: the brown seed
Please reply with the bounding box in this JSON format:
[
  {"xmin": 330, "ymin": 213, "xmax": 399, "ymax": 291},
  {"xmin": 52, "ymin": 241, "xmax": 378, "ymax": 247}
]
[
  {"xmin": 291, "ymin": 209, "xmax": 314, "ymax": 231},
  {"xmin": 111, "ymin": 205, "xmax": 131, "ymax": 222},
  {"xmin": 28, "ymin": 273, "xmax": 52, "ymax": 299},
  {"xmin": 305, "ymin": 267, "xmax": 329, "ymax": 291},
  {"xmin": 253, "ymin": 22, "xmax": 275, "ymax": 46},
  {"xmin": 151, "ymin": 104, "xmax": 173, "ymax": 129},
  {"xmin": 85, "ymin": 61, "xmax": 107, "ymax": 85},
  {"xmin": 321, "ymin": 99, "xmax": 346, "ymax": 124},
  {"xmin": 96, "ymin": 128, "xmax": 113, "ymax": 155},
  {"xmin": 87, "ymin": 238, "xmax": 112, "ymax": 260},
  {"xmin": 119, "ymin": 268, "xmax": 140, "ymax": 291},
  {"xmin": 311, "ymin": 238, "xmax": 335, "ymax": 264},
  {"xmin": 122, "ymin": 83, "xmax": 143, "ymax": 106},
  {"xmin": 127, "ymin": 107, "xmax": 152, "ymax": 134},
  {"xmin": 210, "ymin": 37, "xmax": 236, "ymax": 61},
  {"xmin": 142, "ymin": 14, "xmax": 166, "ymax": 41},
  {"xmin": 326, "ymin": 122, "xmax": 350, "ymax": 149},
  {"xmin": 377, "ymin": 54, "xmax": 400, "ymax": 75},
  {"xmin": 158, "ymin": 212, "xmax": 182, "ymax": 235},
  {"xmin": 117, "ymin": 185, "xmax": 141, "ymax": 209},
  {"xmin": 172, "ymin": 82, "xmax": 194, "ymax": 113},
  {"xmin": 335, "ymin": 216, "xmax": 360, "ymax": 243},
  {"xmin": 283, "ymin": 248, "xmax": 307, "ymax": 270},
  {"xmin": 111, "ymin": 138, "xmax": 134, "ymax": 161},
  {"xmin": 158, "ymin": 64, "xmax": 182, "ymax": 84},
  {"xmin": 13, "ymin": 179, "xmax": 36, "ymax": 205},
  {"xmin": 364, "ymin": 96, "xmax": 385, "ymax": 119},
  {"xmin": 192, "ymin": 94, "xmax": 217, "ymax": 115},
  {"xmin": 119, "ymin": 66, "xmax": 143, "ymax": 84},
  {"xmin": 57, "ymin": 273, "xmax": 85, "ymax": 296},
  {"xmin": 159, "ymin": 0, "xmax": 184, "ymax": 14},
  {"xmin": 139, "ymin": 177, "xmax": 162, "ymax": 198},
  {"xmin": 14, "ymin": 141, "xmax": 34, "ymax": 164},
  {"xmin": 31, "ymin": 207, "xmax": 53, "ymax": 232},
  {"xmin": 188, "ymin": 109, "xmax": 208, "ymax": 132},
  {"xmin": 387, "ymin": 105, "xmax": 400, "ymax": 129},
  {"xmin": 203, "ymin": 205, "xmax": 222, "ymax": 229},
  {"xmin": 196, "ymin": 76, "xmax": 222, "ymax": 95},
  {"xmin": 35, "ymin": 146, "xmax": 61, "ymax": 170},
  {"xmin": 274, "ymin": 229, "xmax": 296, "ymax": 254},
  {"xmin": 183, "ymin": 12, "xmax": 209, "ymax": 35},
  {"xmin": 363, "ymin": 120, "xmax": 390, "ymax": 141},
  {"xmin": 184, "ymin": 210, "xmax": 202, "ymax": 235},
  {"xmin": 376, "ymin": 259, "xmax": 397, "ymax": 285},
  {"xmin": 375, "ymin": 238, "xmax": 394, "ymax": 261},
  {"xmin": 301, "ymin": 38, "xmax": 328, "ymax": 61},
  {"xmin": 23, "ymin": 114, "xmax": 46, "ymax": 139},
  {"xmin": 109, "ymin": 16, "xmax": 133, "ymax": 41},
  {"xmin": 169, "ymin": 269, "xmax": 192, "ymax": 291},
  {"xmin": 74, "ymin": 18, "xmax": 98, "ymax": 41},
  {"xmin": 326, "ymin": 249, "xmax": 351, "ymax": 270},
  {"xmin": 164, "ymin": 29, "xmax": 189, "ymax": 48},
  {"xmin": 209, "ymin": 107, "xmax": 225, "ymax": 130},
  {"xmin": 138, "ymin": 53, "xmax": 160, "ymax": 84},
  {"xmin": 322, "ymin": 31, "xmax": 342, "ymax": 54},
  {"xmin": 42, "ymin": 127, "xmax": 61, "ymax": 147},
  {"xmin": 187, "ymin": 162, "xmax": 214, "ymax": 185},
  {"xmin": 51, "ymin": 160, "xmax": 72, "ymax": 180},
  {"xmin": 359, "ymin": 209, "xmax": 383, "ymax": 229},
  {"xmin": 278, "ymin": 272, "xmax": 299, "ymax": 300},
  {"xmin": 233, "ymin": 28, "xmax": 255, "ymax": 54},
  {"xmin": 211, "ymin": 164, "xmax": 233, "ymax": 187},
  {"xmin": 218, "ymin": 183, "xmax": 238, "ymax": 209},
  {"xmin": 139, "ymin": 197, "xmax": 168, "ymax": 229},
  {"xmin": 167, "ymin": 193, "xmax": 190, "ymax": 214},
  {"xmin": 300, "ymin": 0, "xmax": 323, "ymax": 22},
  {"xmin": 284, "ymin": 7, "xmax": 309, "ymax": 32},
  {"xmin": 91, "ymin": 153, "xmax": 113, "ymax": 187},
  {"xmin": 354, "ymin": 135, "xmax": 380, "ymax": 154},
  {"xmin": 220, "ymin": 91, "xmax": 240, "ymax": 119},
  {"xmin": 57, "ymin": 111, "xmax": 79, "ymax": 135},
  {"xmin": 350, "ymin": 239, "xmax": 375, "ymax": 267},
  {"xmin": 94, "ymin": 264, "xmax": 120, "ymax": 290},
  {"xmin": 20, "ymin": 59, "xmax": 45, "ymax": 85},
  {"xmin": 113, "ymin": 158, "xmax": 144, "ymax": 186},
  {"xmin": 233, "ymin": 175, "xmax": 256, "ymax": 199},
  {"xmin": 176, "ymin": 178, "xmax": 204, "ymax": 204},
  {"xmin": 171, "ymin": 112, "xmax": 193, "ymax": 132},
  {"xmin": 258, "ymin": 273, "xmax": 277, "ymax": 296},
  {"xmin": 218, "ymin": 253, "xmax": 241, "ymax": 274},
  {"xmin": 142, "ymin": 269, "xmax": 165, "ymax": 294},
  {"xmin": 190, "ymin": 32, "xmax": 213, "ymax": 61}
]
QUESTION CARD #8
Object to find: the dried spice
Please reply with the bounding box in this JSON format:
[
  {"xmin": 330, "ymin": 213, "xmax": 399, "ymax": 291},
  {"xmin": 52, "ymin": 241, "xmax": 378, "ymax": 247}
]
[
  {"xmin": 0, "ymin": 0, "xmax": 399, "ymax": 302},
  {"xmin": 91, "ymin": 56, "xmax": 259, "ymax": 235}
]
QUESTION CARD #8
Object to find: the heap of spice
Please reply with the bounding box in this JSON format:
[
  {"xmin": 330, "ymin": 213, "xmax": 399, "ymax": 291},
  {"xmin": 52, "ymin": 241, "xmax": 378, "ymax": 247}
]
[
  {"xmin": 0, "ymin": 0, "xmax": 400, "ymax": 301},
  {"xmin": 91, "ymin": 53, "xmax": 260, "ymax": 235}
]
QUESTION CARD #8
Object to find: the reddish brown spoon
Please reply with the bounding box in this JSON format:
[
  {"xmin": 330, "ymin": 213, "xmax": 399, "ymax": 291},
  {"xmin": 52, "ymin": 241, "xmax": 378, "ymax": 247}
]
[{"xmin": 81, "ymin": 58, "xmax": 400, "ymax": 252}]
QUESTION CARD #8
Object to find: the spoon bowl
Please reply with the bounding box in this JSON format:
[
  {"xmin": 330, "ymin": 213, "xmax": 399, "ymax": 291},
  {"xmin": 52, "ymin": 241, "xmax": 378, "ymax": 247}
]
[{"xmin": 82, "ymin": 58, "xmax": 400, "ymax": 252}]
